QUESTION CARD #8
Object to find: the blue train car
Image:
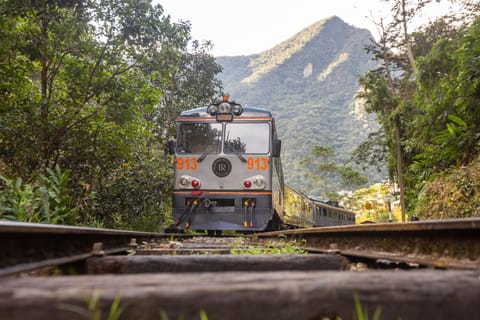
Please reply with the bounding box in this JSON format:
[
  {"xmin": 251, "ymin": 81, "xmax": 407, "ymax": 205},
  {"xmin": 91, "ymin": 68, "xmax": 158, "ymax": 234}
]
[{"xmin": 283, "ymin": 185, "xmax": 356, "ymax": 227}]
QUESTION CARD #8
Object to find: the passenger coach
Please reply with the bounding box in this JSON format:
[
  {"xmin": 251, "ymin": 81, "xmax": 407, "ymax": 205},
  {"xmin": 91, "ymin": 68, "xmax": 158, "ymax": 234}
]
[{"xmin": 170, "ymin": 97, "xmax": 283, "ymax": 233}]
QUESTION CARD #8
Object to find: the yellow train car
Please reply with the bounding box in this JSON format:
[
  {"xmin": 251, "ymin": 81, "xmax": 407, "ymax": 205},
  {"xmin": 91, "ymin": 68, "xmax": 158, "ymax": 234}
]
[{"xmin": 283, "ymin": 185, "xmax": 355, "ymax": 228}]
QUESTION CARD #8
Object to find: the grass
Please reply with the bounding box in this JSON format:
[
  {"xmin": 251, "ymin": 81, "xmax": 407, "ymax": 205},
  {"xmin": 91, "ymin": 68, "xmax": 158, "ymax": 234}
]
[
  {"xmin": 230, "ymin": 239, "xmax": 307, "ymax": 254},
  {"xmin": 350, "ymin": 293, "xmax": 382, "ymax": 320},
  {"xmin": 57, "ymin": 288, "xmax": 381, "ymax": 320},
  {"xmin": 59, "ymin": 291, "xmax": 124, "ymax": 320},
  {"xmin": 159, "ymin": 310, "xmax": 208, "ymax": 320}
]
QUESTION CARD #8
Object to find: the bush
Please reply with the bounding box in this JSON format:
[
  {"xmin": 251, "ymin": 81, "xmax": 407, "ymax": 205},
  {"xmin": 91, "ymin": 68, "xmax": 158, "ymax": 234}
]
[
  {"xmin": 414, "ymin": 157, "xmax": 480, "ymax": 219},
  {"xmin": 0, "ymin": 165, "xmax": 79, "ymax": 224},
  {"xmin": 91, "ymin": 156, "xmax": 173, "ymax": 231}
]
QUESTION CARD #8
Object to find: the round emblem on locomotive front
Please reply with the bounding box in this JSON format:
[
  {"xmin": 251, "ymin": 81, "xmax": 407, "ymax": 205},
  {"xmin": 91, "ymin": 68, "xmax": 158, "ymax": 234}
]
[{"xmin": 212, "ymin": 158, "xmax": 232, "ymax": 177}]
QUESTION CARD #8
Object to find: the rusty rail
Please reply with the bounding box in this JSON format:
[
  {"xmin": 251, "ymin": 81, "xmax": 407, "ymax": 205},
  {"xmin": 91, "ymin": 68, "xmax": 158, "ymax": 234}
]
[
  {"xmin": 2, "ymin": 220, "xmax": 480, "ymax": 319},
  {"xmin": 256, "ymin": 218, "xmax": 480, "ymax": 269},
  {"xmin": 0, "ymin": 221, "xmax": 188, "ymax": 276}
]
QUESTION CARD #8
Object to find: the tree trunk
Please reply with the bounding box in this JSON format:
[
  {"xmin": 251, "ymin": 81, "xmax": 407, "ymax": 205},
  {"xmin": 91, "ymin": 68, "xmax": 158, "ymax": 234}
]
[
  {"xmin": 401, "ymin": 0, "xmax": 417, "ymax": 74},
  {"xmin": 40, "ymin": 2, "xmax": 49, "ymax": 174},
  {"xmin": 394, "ymin": 115, "xmax": 406, "ymax": 221}
]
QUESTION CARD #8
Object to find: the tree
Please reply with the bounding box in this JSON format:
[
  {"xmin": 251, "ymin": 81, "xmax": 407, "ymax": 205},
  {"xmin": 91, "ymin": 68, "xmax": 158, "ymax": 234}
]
[
  {"xmin": 301, "ymin": 145, "xmax": 367, "ymax": 197},
  {"xmin": 339, "ymin": 165, "xmax": 369, "ymax": 189},
  {"xmin": 356, "ymin": 0, "xmax": 448, "ymax": 221},
  {"xmin": 0, "ymin": 0, "xmax": 223, "ymax": 229},
  {"xmin": 356, "ymin": 0, "xmax": 479, "ymax": 220}
]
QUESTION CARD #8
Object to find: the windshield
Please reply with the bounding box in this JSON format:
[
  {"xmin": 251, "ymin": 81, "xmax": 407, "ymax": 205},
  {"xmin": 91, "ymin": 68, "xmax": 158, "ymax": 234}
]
[
  {"xmin": 177, "ymin": 123, "xmax": 222, "ymax": 154},
  {"xmin": 224, "ymin": 123, "xmax": 270, "ymax": 154}
]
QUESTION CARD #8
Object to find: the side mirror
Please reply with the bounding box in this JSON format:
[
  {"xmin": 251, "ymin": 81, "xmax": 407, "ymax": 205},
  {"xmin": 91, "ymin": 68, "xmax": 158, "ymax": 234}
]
[
  {"xmin": 272, "ymin": 139, "xmax": 282, "ymax": 157},
  {"xmin": 167, "ymin": 140, "xmax": 176, "ymax": 155}
]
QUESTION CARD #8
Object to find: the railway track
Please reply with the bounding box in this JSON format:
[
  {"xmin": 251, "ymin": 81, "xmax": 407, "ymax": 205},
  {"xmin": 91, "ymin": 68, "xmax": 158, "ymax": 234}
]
[
  {"xmin": 257, "ymin": 217, "xmax": 480, "ymax": 270},
  {"xmin": 1, "ymin": 219, "xmax": 480, "ymax": 319},
  {"xmin": 0, "ymin": 221, "xmax": 193, "ymax": 276}
]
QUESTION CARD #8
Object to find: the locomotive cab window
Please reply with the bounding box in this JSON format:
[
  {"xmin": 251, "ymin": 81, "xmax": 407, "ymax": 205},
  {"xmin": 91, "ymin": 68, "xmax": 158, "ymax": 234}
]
[
  {"xmin": 224, "ymin": 123, "xmax": 270, "ymax": 154},
  {"xmin": 177, "ymin": 123, "xmax": 222, "ymax": 154}
]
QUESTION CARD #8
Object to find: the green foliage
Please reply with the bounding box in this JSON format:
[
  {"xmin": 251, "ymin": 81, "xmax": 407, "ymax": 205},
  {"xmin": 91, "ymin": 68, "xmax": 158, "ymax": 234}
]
[
  {"xmin": 231, "ymin": 239, "xmax": 307, "ymax": 255},
  {"xmin": 405, "ymin": 17, "xmax": 480, "ymax": 214},
  {"xmin": 353, "ymin": 293, "xmax": 382, "ymax": 320},
  {"xmin": 0, "ymin": 176, "xmax": 37, "ymax": 222},
  {"xmin": 339, "ymin": 165, "xmax": 369, "ymax": 188},
  {"xmin": 159, "ymin": 310, "xmax": 209, "ymax": 320},
  {"xmin": 217, "ymin": 17, "xmax": 381, "ymax": 193},
  {"xmin": 39, "ymin": 166, "xmax": 79, "ymax": 224},
  {"xmin": 87, "ymin": 293, "xmax": 124, "ymax": 320},
  {"xmin": 353, "ymin": 6, "xmax": 480, "ymax": 218},
  {"xmin": 59, "ymin": 291, "xmax": 124, "ymax": 320},
  {"xmin": 0, "ymin": 165, "xmax": 78, "ymax": 224},
  {"xmin": 301, "ymin": 144, "xmax": 368, "ymax": 197},
  {"xmin": 93, "ymin": 156, "xmax": 172, "ymax": 231},
  {"xmin": 0, "ymin": 0, "xmax": 223, "ymax": 230},
  {"xmin": 414, "ymin": 155, "xmax": 480, "ymax": 219}
]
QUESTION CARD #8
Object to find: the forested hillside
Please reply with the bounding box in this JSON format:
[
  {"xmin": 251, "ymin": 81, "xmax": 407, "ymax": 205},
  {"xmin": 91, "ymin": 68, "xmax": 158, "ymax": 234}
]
[{"xmin": 217, "ymin": 17, "xmax": 380, "ymax": 195}]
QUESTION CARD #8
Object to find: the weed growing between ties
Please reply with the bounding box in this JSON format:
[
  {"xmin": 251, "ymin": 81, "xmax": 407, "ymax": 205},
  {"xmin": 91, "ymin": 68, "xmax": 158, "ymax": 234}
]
[
  {"xmin": 160, "ymin": 310, "xmax": 209, "ymax": 320},
  {"xmin": 352, "ymin": 293, "xmax": 382, "ymax": 320},
  {"xmin": 321, "ymin": 293, "xmax": 382, "ymax": 320},
  {"xmin": 58, "ymin": 291, "xmax": 124, "ymax": 320},
  {"xmin": 61, "ymin": 292, "xmax": 211, "ymax": 320},
  {"xmin": 231, "ymin": 238, "xmax": 307, "ymax": 254},
  {"xmin": 57, "ymin": 286, "xmax": 381, "ymax": 320}
]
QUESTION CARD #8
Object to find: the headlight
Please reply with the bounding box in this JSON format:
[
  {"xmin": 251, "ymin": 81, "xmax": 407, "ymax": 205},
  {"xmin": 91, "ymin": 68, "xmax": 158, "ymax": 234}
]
[
  {"xmin": 207, "ymin": 99, "xmax": 243, "ymax": 116},
  {"xmin": 252, "ymin": 175, "xmax": 266, "ymax": 189},
  {"xmin": 232, "ymin": 104, "xmax": 243, "ymax": 115},
  {"xmin": 207, "ymin": 104, "xmax": 218, "ymax": 115},
  {"xmin": 218, "ymin": 102, "xmax": 231, "ymax": 113},
  {"xmin": 242, "ymin": 175, "xmax": 266, "ymax": 190},
  {"xmin": 179, "ymin": 175, "xmax": 201, "ymax": 189},
  {"xmin": 179, "ymin": 176, "xmax": 189, "ymax": 187}
]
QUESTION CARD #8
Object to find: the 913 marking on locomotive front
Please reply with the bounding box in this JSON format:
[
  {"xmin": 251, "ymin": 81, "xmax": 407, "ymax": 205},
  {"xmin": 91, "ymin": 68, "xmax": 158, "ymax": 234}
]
[
  {"xmin": 247, "ymin": 157, "xmax": 268, "ymax": 170},
  {"xmin": 176, "ymin": 157, "xmax": 197, "ymax": 170}
]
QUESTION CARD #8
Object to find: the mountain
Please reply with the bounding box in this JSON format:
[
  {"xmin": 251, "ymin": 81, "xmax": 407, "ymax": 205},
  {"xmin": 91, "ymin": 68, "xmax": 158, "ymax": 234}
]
[{"xmin": 216, "ymin": 16, "xmax": 380, "ymax": 194}]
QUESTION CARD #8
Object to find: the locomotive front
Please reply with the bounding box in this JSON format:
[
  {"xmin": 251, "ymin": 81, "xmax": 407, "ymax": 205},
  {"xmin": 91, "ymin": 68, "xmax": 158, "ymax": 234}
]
[{"xmin": 171, "ymin": 97, "xmax": 283, "ymax": 233}]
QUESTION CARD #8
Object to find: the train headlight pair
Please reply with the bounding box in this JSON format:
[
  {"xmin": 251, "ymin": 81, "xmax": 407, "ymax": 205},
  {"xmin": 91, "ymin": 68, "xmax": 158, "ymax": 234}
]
[
  {"xmin": 243, "ymin": 175, "xmax": 266, "ymax": 190},
  {"xmin": 207, "ymin": 101, "xmax": 243, "ymax": 116},
  {"xmin": 179, "ymin": 175, "xmax": 201, "ymax": 189}
]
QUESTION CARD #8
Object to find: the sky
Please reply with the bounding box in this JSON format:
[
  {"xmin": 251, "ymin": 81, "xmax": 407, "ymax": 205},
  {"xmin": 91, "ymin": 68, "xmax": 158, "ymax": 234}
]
[{"xmin": 157, "ymin": 0, "xmax": 455, "ymax": 57}]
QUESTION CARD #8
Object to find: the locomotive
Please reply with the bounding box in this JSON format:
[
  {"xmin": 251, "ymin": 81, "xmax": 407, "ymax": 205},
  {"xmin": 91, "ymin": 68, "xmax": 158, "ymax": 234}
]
[{"xmin": 169, "ymin": 97, "xmax": 355, "ymax": 233}]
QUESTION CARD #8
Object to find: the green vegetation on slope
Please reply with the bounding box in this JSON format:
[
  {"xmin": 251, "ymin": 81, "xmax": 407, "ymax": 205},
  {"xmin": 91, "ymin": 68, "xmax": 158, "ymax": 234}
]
[
  {"xmin": 355, "ymin": 1, "xmax": 480, "ymax": 219},
  {"xmin": 217, "ymin": 16, "xmax": 381, "ymax": 195}
]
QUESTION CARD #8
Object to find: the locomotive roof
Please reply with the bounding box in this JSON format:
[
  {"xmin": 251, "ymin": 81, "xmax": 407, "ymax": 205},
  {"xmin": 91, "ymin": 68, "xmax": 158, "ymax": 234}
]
[{"xmin": 178, "ymin": 106, "xmax": 273, "ymax": 118}]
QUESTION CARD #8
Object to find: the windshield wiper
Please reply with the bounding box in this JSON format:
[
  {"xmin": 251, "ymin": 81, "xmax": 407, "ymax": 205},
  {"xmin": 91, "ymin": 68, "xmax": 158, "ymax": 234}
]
[
  {"xmin": 233, "ymin": 152, "xmax": 247, "ymax": 163},
  {"xmin": 197, "ymin": 152, "xmax": 208, "ymax": 162}
]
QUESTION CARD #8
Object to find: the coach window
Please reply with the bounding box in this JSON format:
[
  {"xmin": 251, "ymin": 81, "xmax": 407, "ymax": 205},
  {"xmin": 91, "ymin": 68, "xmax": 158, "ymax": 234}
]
[
  {"xmin": 177, "ymin": 123, "xmax": 222, "ymax": 154},
  {"xmin": 224, "ymin": 123, "xmax": 269, "ymax": 154}
]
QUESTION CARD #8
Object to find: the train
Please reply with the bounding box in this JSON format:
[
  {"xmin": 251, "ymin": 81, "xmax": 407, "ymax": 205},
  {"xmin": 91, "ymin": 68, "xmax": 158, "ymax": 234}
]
[
  {"xmin": 283, "ymin": 186, "xmax": 356, "ymax": 227},
  {"xmin": 169, "ymin": 97, "xmax": 356, "ymax": 234}
]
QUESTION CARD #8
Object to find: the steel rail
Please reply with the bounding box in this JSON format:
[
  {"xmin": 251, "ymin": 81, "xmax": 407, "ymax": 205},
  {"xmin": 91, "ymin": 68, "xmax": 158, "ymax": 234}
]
[
  {"xmin": 256, "ymin": 218, "xmax": 480, "ymax": 269},
  {"xmin": 0, "ymin": 221, "xmax": 187, "ymax": 276}
]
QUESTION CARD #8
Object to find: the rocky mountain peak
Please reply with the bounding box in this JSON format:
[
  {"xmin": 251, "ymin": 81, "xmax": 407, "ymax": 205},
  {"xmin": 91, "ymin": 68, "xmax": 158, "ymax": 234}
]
[{"xmin": 216, "ymin": 16, "xmax": 380, "ymax": 191}]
